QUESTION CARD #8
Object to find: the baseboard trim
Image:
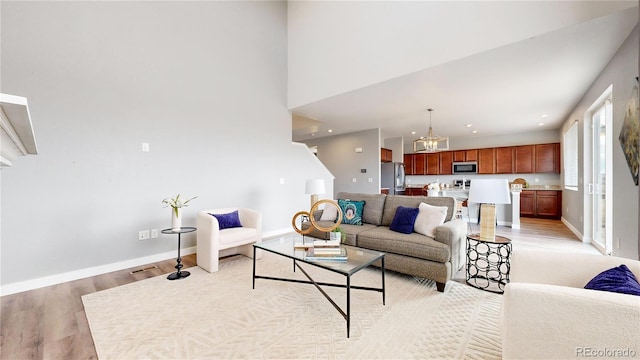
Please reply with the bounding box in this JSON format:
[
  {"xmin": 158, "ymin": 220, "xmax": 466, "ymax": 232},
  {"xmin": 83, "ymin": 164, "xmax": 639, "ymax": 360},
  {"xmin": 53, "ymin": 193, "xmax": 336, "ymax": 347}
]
[
  {"xmin": 561, "ymin": 217, "xmax": 585, "ymax": 242},
  {"xmin": 1, "ymin": 228, "xmax": 295, "ymax": 297},
  {"xmin": 0, "ymin": 246, "xmax": 196, "ymax": 297}
]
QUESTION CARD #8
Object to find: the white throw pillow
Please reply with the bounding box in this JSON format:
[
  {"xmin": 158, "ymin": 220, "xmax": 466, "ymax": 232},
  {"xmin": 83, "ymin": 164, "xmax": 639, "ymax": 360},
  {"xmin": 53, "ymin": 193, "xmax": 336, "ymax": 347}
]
[
  {"xmin": 414, "ymin": 202, "xmax": 448, "ymax": 237},
  {"xmin": 319, "ymin": 201, "xmax": 339, "ymax": 221}
]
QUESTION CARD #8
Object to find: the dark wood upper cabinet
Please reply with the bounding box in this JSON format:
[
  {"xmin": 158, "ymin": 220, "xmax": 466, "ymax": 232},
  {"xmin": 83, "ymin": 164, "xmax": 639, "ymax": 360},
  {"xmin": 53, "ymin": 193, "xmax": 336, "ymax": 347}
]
[
  {"xmin": 465, "ymin": 149, "xmax": 478, "ymax": 161},
  {"xmin": 439, "ymin": 151, "xmax": 453, "ymax": 175},
  {"xmin": 495, "ymin": 147, "xmax": 514, "ymax": 174},
  {"xmin": 426, "ymin": 153, "xmax": 439, "ymax": 175},
  {"xmin": 555, "ymin": 142, "xmax": 561, "ymax": 174},
  {"xmin": 478, "ymin": 148, "xmax": 496, "ymax": 174},
  {"xmin": 403, "ymin": 142, "xmax": 559, "ymax": 175},
  {"xmin": 414, "ymin": 153, "xmax": 426, "ymax": 175},
  {"xmin": 381, "ymin": 148, "xmax": 392, "ymax": 163},
  {"xmin": 453, "ymin": 151, "xmax": 466, "ymax": 162},
  {"xmin": 404, "ymin": 154, "xmax": 415, "ymax": 175},
  {"xmin": 535, "ymin": 143, "xmax": 557, "ymax": 173},
  {"xmin": 515, "ymin": 145, "xmax": 535, "ymax": 173}
]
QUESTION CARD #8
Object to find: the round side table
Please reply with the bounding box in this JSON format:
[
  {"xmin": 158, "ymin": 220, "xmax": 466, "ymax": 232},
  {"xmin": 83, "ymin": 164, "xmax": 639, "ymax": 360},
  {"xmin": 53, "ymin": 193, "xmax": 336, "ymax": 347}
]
[
  {"xmin": 465, "ymin": 233, "xmax": 512, "ymax": 293},
  {"xmin": 161, "ymin": 227, "xmax": 196, "ymax": 280}
]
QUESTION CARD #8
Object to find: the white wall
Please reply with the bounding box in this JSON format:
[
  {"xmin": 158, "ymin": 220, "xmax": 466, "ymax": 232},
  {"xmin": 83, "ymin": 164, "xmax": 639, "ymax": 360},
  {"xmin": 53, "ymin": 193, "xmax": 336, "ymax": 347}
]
[
  {"xmin": 303, "ymin": 129, "xmax": 381, "ymax": 197},
  {"xmin": 287, "ymin": 1, "xmax": 635, "ymax": 108},
  {"xmin": 561, "ymin": 25, "xmax": 639, "ymax": 259},
  {"xmin": 0, "ymin": 1, "xmax": 332, "ymax": 289}
]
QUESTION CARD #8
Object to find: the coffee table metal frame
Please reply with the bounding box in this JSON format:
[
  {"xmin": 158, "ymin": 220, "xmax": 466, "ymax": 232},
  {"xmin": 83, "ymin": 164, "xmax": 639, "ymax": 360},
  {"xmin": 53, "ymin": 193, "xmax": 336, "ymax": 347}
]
[{"xmin": 252, "ymin": 237, "xmax": 385, "ymax": 338}]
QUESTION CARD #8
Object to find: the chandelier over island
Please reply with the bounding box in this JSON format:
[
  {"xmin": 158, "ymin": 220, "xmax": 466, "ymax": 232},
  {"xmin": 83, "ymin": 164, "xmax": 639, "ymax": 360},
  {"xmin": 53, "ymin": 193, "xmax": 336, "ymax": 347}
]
[{"xmin": 413, "ymin": 108, "xmax": 449, "ymax": 153}]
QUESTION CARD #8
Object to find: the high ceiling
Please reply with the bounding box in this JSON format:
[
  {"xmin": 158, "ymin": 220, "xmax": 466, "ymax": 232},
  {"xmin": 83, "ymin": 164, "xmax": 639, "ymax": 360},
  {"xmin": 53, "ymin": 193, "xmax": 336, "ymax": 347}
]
[{"xmin": 291, "ymin": 5, "xmax": 638, "ymax": 144}]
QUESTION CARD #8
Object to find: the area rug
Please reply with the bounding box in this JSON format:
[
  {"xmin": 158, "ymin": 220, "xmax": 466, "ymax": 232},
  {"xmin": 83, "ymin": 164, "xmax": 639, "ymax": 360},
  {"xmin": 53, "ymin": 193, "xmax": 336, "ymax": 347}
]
[{"xmin": 82, "ymin": 253, "xmax": 502, "ymax": 359}]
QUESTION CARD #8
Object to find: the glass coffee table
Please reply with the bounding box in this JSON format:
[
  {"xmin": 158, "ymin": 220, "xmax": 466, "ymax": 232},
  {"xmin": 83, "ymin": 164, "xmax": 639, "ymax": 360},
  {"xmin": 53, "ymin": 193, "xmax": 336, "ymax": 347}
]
[{"xmin": 253, "ymin": 235, "xmax": 386, "ymax": 338}]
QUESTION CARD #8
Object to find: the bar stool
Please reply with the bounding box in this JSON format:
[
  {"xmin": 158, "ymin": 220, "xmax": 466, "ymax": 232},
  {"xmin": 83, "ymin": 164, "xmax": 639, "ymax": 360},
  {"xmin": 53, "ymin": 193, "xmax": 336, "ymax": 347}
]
[{"xmin": 455, "ymin": 198, "xmax": 468, "ymax": 219}]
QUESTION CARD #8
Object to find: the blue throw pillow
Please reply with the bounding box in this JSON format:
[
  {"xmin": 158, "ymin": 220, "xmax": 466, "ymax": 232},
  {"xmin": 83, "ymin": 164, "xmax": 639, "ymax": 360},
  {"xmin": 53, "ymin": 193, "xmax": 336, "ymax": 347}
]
[
  {"xmin": 209, "ymin": 210, "xmax": 242, "ymax": 230},
  {"xmin": 389, "ymin": 206, "xmax": 419, "ymax": 234},
  {"xmin": 584, "ymin": 264, "xmax": 640, "ymax": 296},
  {"xmin": 338, "ymin": 199, "xmax": 365, "ymax": 225}
]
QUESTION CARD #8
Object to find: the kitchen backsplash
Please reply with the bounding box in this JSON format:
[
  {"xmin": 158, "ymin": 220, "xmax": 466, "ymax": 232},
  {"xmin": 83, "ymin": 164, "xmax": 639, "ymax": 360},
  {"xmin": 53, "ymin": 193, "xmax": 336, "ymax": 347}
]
[{"xmin": 406, "ymin": 173, "xmax": 561, "ymax": 188}]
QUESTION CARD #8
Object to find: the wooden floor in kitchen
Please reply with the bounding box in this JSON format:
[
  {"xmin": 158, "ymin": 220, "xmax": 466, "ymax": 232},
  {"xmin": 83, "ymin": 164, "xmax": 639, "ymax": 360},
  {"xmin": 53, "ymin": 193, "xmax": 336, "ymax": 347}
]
[{"xmin": 0, "ymin": 218, "xmax": 599, "ymax": 359}]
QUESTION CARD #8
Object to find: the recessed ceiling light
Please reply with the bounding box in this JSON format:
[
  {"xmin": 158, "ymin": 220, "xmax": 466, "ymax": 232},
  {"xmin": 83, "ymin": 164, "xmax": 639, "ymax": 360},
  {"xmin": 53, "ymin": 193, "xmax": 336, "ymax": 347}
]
[
  {"xmin": 466, "ymin": 124, "xmax": 472, "ymax": 128},
  {"xmin": 328, "ymin": 129, "xmax": 333, "ymax": 133},
  {"xmin": 541, "ymin": 114, "xmax": 548, "ymax": 118},
  {"xmin": 411, "ymin": 131, "xmax": 416, "ymax": 135},
  {"xmin": 472, "ymin": 130, "xmax": 477, "ymax": 134},
  {"xmin": 538, "ymin": 122, "xmax": 544, "ymax": 126}
]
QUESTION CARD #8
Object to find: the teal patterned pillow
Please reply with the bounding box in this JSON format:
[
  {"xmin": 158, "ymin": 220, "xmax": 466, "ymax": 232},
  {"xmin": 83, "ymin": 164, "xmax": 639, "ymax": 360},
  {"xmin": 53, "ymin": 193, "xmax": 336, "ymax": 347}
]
[{"xmin": 338, "ymin": 199, "xmax": 365, "ymax": 225}]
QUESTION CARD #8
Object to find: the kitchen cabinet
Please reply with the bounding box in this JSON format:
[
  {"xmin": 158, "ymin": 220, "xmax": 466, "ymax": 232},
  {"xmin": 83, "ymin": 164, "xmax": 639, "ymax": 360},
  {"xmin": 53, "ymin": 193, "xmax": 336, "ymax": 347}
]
[
  {"xmin": 453, "ymin": 149, "xmax": 477, "ymax": 162},
  {"xmin": 535, "ymin": 143, "xmax": 559, "ymax": 173},
  {"xmin": 405, "ymin": 188, "xmax": 424, "ymax": 196},
  {"xmin": 465, "ymin": 149, "xmax": 478, "ymax": 161},
  {"xmin": 520, "ymin": 190, "xmax": 562, "ymax": 219},
  {"xmin": 495, "ymin": 147, "xmax": 514, "ymax": 174},
  {"xmin": 478, "ymin": 148, "xmax": 496, "ymax": 174},
  {"xmin": 381, "ymin": 148, "xmax": 392, "ymax": 163},
  {"xmin": 520, "ymin": 190, "xmax": 536, "ymax": 216},
  {"xmin": 404, "ymin": 154, "xmax": 414, "ymax": 175},
  {"xmin": 426, "ymin": 153, "xmax": 439, "ymax": 175},
  {"xmin": 439, "ymin": 151, "xmax": 453, "ymax": 175},
  {"xmin": 414, "ymin": 154, "xmax": 426, "ymax": 175},
  {"xmin": 453, "ymin": 151, "xmax": 466, "ymax": 162},
  {"xmin": 403, "ymin": 142, "xmax": 559, "ymax": 176},
  {"xmin": 515, "ymin": 145, "xmax": 535, "ymax": 173}
]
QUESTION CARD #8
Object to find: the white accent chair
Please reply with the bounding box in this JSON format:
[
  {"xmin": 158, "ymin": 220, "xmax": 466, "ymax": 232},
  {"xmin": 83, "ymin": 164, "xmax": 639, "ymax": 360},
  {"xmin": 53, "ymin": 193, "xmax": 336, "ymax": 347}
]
[
  {"xmin": 196, "ymin": 208, "xmax": 262, "ymax": 273},
  {"xmin": 501, "ymin": 249, "xmax": 640, "ymax": 359}
]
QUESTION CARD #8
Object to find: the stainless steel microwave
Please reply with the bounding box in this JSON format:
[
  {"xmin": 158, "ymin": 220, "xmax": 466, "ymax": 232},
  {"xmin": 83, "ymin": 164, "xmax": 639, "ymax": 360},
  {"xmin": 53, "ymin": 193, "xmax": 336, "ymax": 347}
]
[{"xmin": 452, "ymin": 161, "xmax": 478, "ymax": 174}]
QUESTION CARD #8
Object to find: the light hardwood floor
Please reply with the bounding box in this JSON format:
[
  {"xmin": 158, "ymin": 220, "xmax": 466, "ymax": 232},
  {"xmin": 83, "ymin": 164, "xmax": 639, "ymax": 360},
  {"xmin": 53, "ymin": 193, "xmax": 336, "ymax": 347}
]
[{"xmin": 0, "ymin": 218, "xmax": 598, "ymax": 359}]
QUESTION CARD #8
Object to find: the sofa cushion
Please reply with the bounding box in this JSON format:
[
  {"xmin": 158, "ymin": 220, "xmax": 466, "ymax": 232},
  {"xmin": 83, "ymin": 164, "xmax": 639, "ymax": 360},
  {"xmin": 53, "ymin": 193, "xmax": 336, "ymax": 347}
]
[
  {"xmin": 338, "ymin": 199, "xmax": 365, "ymax": 225},
  {"xmin": 319, "ymin": 202, "xmax": 339, "ymax": 221},
  {"xmin": 414, "ymin": 202, "xmax": 448, "ymax": 237},
  {"xmin": 584, "ymin": 264, "xmax": 640, "ymax": 296},
  {"xmin": 389, "ymin": 206, "xmax": 419, "ymax": 234},
  {"xmin": 382, "ymin": 195, "xmax": 456, "ymax": 226},
  {"xmin": 357, "ymin": 227, "xmax": 450, "ymax": 263},
  {"xmin": 337, "ymin": 192, "xmax": 387, "ymax": 225}
]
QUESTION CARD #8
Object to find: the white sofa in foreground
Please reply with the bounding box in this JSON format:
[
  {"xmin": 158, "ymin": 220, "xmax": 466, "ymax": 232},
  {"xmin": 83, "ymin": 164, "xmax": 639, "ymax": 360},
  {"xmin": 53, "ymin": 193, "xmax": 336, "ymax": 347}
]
[{"xmin": 501, "ymin": 249, "xmax": 640, "ymax": 359}]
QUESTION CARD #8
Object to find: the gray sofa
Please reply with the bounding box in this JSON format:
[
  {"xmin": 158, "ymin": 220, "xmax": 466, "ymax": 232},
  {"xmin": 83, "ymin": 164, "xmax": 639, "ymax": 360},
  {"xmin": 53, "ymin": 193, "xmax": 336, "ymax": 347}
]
[{"xmin": 307, "ymin": 192, "xmax": 467, "ymax": 292}]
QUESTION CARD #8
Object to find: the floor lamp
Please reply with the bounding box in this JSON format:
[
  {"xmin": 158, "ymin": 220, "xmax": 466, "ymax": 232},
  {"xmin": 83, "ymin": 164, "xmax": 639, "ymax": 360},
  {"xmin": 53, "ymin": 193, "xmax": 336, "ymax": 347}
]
[
  {"xmin": 305, "ymin": 179, "xmax": 325, "ymax": 208},
  {"xmin": 467, "ymin": 179, "xmax": 511, "ymax": 240}
]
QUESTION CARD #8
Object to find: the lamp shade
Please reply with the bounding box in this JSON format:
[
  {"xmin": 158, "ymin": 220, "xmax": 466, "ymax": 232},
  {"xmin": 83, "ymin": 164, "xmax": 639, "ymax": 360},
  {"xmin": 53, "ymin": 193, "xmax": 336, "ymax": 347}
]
[
  {"xmin": 305, "ymin": 179, "xmax": 325, "ymax": 195},
  {"xmin": 468, "ymin": 179, "xmax": 511, "ymax": 204}
]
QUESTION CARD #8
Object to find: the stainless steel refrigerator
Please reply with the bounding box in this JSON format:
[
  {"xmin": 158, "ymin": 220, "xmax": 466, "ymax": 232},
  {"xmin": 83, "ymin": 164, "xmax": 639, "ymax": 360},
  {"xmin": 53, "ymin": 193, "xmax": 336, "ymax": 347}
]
[{"xmin": 381, "ymin": 162, "xmax": 406, "ymax": 195}]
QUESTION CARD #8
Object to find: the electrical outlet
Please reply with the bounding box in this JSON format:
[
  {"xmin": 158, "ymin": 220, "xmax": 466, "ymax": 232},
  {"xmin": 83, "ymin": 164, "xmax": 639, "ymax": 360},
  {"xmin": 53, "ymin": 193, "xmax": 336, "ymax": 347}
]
[
  {"xmin": 352, "ymin": 178, "xmax": 357, "ymax": 182},
  {"xmin": 151, "ymin": 229, "xmax": 158, "ymax": 238},
  {"xmin": 139, "ymin": 230, "xmax": 150, "ymax": 240}
]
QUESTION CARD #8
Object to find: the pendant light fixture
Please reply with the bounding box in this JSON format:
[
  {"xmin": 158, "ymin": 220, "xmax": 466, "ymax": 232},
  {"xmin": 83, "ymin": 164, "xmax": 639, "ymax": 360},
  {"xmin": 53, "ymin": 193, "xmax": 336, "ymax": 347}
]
[{"xmin": 413, "ymin": 108, "xmax": 449, "ymax": 153}]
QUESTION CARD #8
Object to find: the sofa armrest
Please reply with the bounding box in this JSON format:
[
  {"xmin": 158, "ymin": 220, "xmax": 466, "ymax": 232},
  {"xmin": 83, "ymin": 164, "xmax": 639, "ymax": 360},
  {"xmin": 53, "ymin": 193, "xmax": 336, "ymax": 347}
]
[
  {"xmin": 511, "ymin": 249, "xmax": 640, "ymax": 288},
  {"xmin": 434, "ymin": 219, "xmax": 467, "ymax": 272},
  {"xmin": 501, "ymin": 283, "xmax": 640, "ymax": 359}
]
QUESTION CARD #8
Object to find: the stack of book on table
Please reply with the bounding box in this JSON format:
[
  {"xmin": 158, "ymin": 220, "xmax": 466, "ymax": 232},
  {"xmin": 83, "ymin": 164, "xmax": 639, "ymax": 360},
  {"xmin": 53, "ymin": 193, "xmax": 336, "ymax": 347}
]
[{"xmin": 304, "ymin": 239, "xmax": 347, "ymax": 261}]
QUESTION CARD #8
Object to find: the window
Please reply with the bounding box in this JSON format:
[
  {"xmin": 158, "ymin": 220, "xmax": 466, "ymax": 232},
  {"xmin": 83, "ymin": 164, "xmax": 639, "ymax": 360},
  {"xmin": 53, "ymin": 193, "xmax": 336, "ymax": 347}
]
[{"xmin": 563, "ymin": 120, "xmax": 579, "ymax": 190}]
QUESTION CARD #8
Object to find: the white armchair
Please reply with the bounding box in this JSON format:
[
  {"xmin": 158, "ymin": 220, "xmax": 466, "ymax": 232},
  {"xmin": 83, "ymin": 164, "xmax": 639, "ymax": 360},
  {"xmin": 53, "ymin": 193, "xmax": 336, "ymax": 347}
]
[
  {"xmin": 196, "ymin": 208, "xmax": 262, "ymax": 273},
  {"xmin": 501, "ymin": 249, "xmax": 640, "ymax": 359}
]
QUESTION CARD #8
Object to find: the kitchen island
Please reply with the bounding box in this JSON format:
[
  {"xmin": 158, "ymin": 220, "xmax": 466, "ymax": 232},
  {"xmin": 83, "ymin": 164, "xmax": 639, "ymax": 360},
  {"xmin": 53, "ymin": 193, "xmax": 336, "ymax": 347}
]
[{"xmin": 405, "ymin": 185, "xmax": 522, "ymax": 229}]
